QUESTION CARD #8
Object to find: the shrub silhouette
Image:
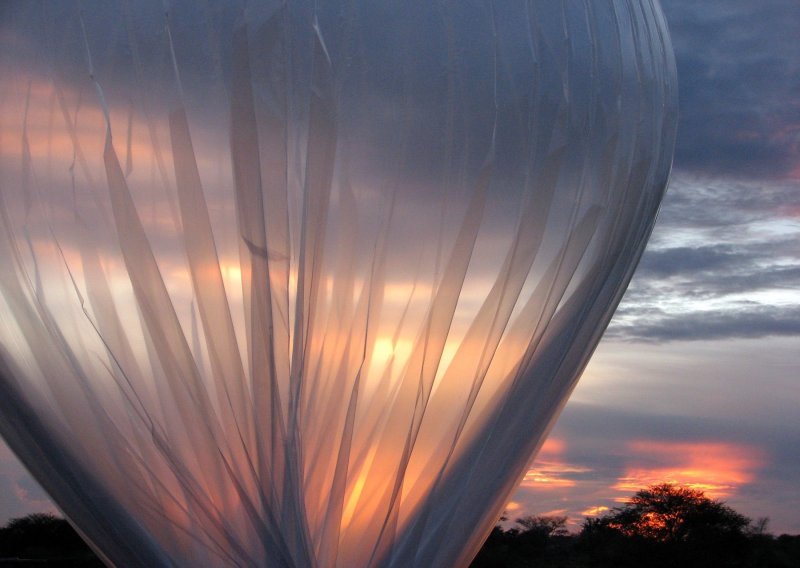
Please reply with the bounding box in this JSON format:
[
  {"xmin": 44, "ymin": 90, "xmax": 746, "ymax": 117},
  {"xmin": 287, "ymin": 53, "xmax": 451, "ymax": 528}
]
[{"xmin": 0, "ymin": 513, "xmax": 100, "ymax": 565}]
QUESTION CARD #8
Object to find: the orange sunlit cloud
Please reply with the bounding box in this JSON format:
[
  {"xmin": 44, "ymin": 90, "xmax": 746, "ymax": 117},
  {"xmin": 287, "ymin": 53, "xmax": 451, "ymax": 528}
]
[
  {"xmin": 521, "ymin": 438, "xmax": 592, "ymax": 490},
  {"xmin": 511, "ymin": 438, "xmax": 769, "ymax": 532},
  {"xmin": 521, "ymin": 470, "xmax": 577, "ymax": 488},
  {"xmin": 613, "ymin": 440, "xmax": 766, "ymax": 500},
  {"xmin": 539, "ymin": 438, "xmax": 566, "ymax": 456}
]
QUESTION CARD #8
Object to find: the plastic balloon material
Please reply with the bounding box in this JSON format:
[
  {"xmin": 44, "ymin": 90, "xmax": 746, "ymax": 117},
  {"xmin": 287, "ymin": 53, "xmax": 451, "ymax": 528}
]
[{"xmin": 0, "ymin": 1, "xmax": 677, "ymax": 566}]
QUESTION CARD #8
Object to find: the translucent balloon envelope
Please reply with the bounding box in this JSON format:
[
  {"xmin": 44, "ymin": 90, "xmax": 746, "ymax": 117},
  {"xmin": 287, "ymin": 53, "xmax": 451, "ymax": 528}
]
[{"xmin": 0, "ymin": 1, "xmax": 677, "ymax": 566}]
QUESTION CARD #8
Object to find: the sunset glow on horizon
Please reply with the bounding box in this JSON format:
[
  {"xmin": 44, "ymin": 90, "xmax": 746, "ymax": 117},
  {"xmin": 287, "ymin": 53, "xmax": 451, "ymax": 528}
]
[
  {"xmin": 613, "ymin": 440, "xmax": 765, "ymax": 500},
  {"xmin": 512, "ymin": 435, "xmax": 770, "ymax": 529}
]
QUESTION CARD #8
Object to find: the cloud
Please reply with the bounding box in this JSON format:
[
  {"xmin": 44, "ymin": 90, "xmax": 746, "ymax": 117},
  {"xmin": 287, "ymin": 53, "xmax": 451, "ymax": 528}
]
[
  {"xmin": 661, "ymin": 0, "xmax": 800, "ymax": 179},
  {"xmin": 0, "ymin": 441, "xmax": 57, "ymax": 523},
  {"xmin": 608, "ymin": 305, "xmax": 800, "ymax": 342},
  {"xmin": 508, "ymin": 400, "xmax": 797, "ymax": 532},
  {"xmin": 613, "ymin": 440, "xmax": 765, "ymax": 499},
  {"xmin": 608, "ymin": 171, "xmax": 800, "ymax": 342},
  {"xmin": 512, "ymin": 433, "xmax": 767, "ymax": 530},
  {"xmin": 635, "ymin": 245, "xmax": 744, "ymax": 278},
  {"xmin": 12, "ymin": 476, "xmax": 53, "ymax": 510},
  {"xmin": 520, "ymin": 438, "xmax": 592, "ymax": 491},
  {"xmin": 650, "ymin": 176, "xmax": 800, "ymax": 236},
  {"xmin": 580, "ymin": 506, "xmax": 609, "ymax": 517}
]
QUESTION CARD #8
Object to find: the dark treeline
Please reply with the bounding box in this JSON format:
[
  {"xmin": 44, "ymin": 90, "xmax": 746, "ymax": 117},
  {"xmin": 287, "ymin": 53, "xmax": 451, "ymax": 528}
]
[
  {"xmin": 0, "ymin": 484, "xmax": 797, "ymax": 566},
  {"xmin": 471, "ymin": 484, "xmax": 800, "ymax": 568},
  {"xmin": 0, "ymin": 513, "xmax": 101, "ymax": 566}
]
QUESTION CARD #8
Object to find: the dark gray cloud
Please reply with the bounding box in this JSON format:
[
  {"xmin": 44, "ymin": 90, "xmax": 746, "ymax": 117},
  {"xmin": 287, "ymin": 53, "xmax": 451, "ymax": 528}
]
[
  {"xmin": 554, "ymin": 405, "xmax": 728, "ymax": 462},
  {"xmin": 652, "ymin": 176, "xmax": 800, "ymax": 234},
  {"xmin": 661, "ymin": 0, "xmax": 800, "ymax": 179},
  {"xmin": 554, "ymin": 402, "xmax": 776, "ymax": 456},
  {"xmin": 609, "ymin": 172, "xmax": 800, "ymax": 342},
  {"xmin": 636, "ymin": 245, "xmax": 743, "ymax": 277},
  {"xmin": 626, "ymin": 249, "xmax": 800, "ymax": 301},
  {"xmin": 608, "ymin": 305, "xmax": 800, "ymax": 342}
]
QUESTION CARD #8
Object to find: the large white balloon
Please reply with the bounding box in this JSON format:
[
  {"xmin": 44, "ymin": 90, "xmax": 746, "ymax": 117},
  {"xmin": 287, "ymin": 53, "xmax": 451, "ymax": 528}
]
[{"xmin": 0, "ymin": 1, "xmax": 677, "ymax": 566}]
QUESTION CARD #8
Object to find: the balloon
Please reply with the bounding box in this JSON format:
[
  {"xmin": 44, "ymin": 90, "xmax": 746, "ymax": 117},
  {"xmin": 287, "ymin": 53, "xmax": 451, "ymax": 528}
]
[{"xmin": 0, "ymin": 1, "xmax": 677, "ymax": 566}]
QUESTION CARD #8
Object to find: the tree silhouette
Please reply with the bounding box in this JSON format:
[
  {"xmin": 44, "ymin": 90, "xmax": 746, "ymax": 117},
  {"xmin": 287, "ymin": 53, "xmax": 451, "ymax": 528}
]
[
  {"xmin": 515, "ymin": 515, "xmax": 569, "ymax": 539},
  {"xmin": 580, "ymin": 483, "xmax": 752, "ymax": 567},
  {"xmin": 0, "ymin": 513, "xmax": 100, "ymax": 565},
  {"xmin": 472, "ymin": 515, "xmax": 572, "ymax": 567},
  {"xmin": 592, "ymin": 483, "xmax": 750, "ymax": 544}
]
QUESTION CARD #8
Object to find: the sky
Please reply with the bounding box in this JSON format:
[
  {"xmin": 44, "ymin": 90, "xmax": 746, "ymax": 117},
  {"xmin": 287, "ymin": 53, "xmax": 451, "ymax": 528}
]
[
  {"xmin": 509, "ymin": 0, "xmax": 800, "ymax": 535},
  {"xmin": 0, "ymin": 0, "xmax": 797, "ymax": 541}
]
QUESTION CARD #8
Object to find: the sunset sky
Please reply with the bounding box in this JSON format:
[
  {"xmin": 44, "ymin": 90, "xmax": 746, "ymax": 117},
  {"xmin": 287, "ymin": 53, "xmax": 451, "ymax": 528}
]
[
  {"xmin": 0, "ymin": 0, "xmax": 798, "ymax": 540},
  {"xmin": 510, "ymin": 0, "xmax": 800, "ymax": 535}
]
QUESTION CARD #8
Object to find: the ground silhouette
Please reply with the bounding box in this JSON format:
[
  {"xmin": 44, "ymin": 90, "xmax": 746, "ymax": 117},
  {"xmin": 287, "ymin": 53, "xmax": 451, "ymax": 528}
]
[
  {"xmin": 471, "ymin": 483, "xmax": 800, "ymax": 568},
  {"xmin": 0, "ymin": 513, "xmax": 101, "ymax": 566},
  {"xmin": 0, "ymin": 485, "xmax": 797, "ymax": 566}
]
